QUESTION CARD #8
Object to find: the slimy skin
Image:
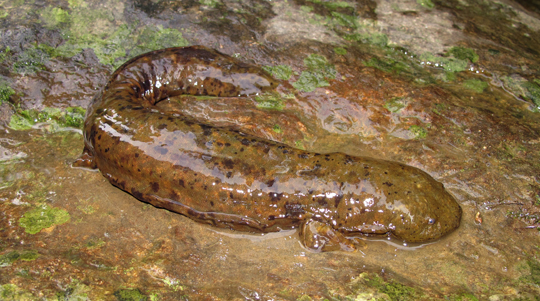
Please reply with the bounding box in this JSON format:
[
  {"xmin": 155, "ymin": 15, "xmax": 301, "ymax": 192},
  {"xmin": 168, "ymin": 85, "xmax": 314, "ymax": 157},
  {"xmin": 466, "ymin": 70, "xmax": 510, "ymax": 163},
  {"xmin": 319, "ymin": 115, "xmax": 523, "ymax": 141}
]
[{"xmin": 75, "ymin": 46, "xmax": 462, "ymax": 251}]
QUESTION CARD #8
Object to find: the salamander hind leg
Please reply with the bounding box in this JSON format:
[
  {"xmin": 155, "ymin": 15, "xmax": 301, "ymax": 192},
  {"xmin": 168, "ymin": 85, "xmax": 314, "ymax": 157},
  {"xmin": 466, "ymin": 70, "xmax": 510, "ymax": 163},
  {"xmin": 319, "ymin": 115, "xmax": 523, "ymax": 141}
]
[
  {"xmin": 299, "ymin": 219, "xmax": 366, "ymax": 252},
  {"xmin": 72, "ymin": 146, "xmax": 97, "ymax": 169}
]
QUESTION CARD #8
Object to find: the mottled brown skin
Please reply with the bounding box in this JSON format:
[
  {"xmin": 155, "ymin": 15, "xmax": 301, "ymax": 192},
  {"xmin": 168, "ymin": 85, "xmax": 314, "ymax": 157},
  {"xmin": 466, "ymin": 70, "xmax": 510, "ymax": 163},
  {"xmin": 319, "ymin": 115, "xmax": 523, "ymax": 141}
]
[{"xmin": 76, "ymin": 46, "xmax": 462, "ymax": 251}]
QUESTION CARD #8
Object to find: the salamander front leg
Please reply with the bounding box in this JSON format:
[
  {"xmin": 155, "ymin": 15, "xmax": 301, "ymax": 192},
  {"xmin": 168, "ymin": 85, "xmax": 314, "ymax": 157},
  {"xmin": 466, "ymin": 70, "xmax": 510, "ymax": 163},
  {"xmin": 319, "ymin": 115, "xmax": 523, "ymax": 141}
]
[{"xmin": 299, "ymin": 219, "xmax": 366, "ymax": 252}]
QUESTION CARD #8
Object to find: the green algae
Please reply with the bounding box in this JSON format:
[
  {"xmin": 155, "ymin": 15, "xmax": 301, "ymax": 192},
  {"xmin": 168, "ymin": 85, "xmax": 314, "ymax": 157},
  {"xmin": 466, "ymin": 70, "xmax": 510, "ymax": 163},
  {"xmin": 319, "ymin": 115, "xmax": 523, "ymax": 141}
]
[
  {"xmin": 0, "ymin": 46, "xmax": 10, "ymax": 63},
  {"xmin": 0, "ymin": 250, "xmax": 39, "ymax": 267},
  {"xmin": 364, "ymin": 57, "xmax": 410, "ymax": 75},
  {"xmin": 345, "ymin": 273, "xmax": 423, "ymax": 301},
  {"xmin": 334, "ymin": 47, "xmax": 347, "ymax": 55},
  {"xmin": 305, "ymin": 0, "xmax": 354, "ymax": 10},
  {"xmin": 38, "ymin": 2, "xmax": 185, "ymax": 67},
  {"xmin": 419, "ymin": 47, "xmax": 478, "ymax": 74},
  {"xmin": 85, "ymin": 238, "xmax": 105, "ymax": 250},
  {"xmin": 18, "ymin": 204, "xmax": 70, "ymax": 234},
  {"xmin": 292, "ymin": 54, "xmax": 336, "ymax": 92},
  {"xmin": 130, "ymin": 25, "xmax": 189, "ymax": 58},
  {"xmin": 8, "ymin": 107, "xmax": 86, "ymax": 131},
  {"xmin": 293, "ymin": 71, "xmax": 330, "ymax": 92},
  {"xmin": 0, "ymin": 284, "xmax": 35, "ymax": 301},
  {"xmin": 449, "ymin": 46, "xmax": 479, "ymax": 63},
  {"xmin": 254, "ymin": 92, "xmax": 288, "ymax": 110},
  {"xmin": 300, "ymin": 5, "xmax": 314, "ymax": 13},
  {"xmin": 12, "ymin": 45, "xmax": 49, "ymax": 74},
  {"xmin": 114, "ymin": 288, "xmax": 147, "ymax": 301},
  {"xmin": 501, "ymin": 76, "xmax": 540, "ymax": 108},
  {"xmin": 40, "ymin": 7, "xmax": 70, "ymax": 29},
  {"xmin": 162, "ymin": 277, "xmax": 185, "ymax": 292},
  {"xmin": 346, "ymin": 32, "xmax": 389, "ymax": 47},
  {"xmin": 0, "ymin": 81, "xmax": 15, "ymax": 104},
  {"xmin": 272, "ymin": 124, "xmax": 283, "ymax": 134},
  {"xmin": 303, "ymin": 54, "xmax": 336, "ymax": 78},
  {"xmin": 464, "ymin": 79, "xmax": 488, "ymax": 93},
  {"xmin": 409, "ymin": 125, "xmax": 427, "ymax": 139},
  {"xmin": 420, "ymin": 52, "xmax": 468, "ymax": 73},
  {"xmin": 523, "ymin": 80, "xmax": 540, "ymax": 108},
  {"xmin": 417, "ymin": 0, "xmax": 435, "ymax": 9},
  {"xmin": 262, "ymin": 65, "xmax": 293, "ymax": 80},
  {"xmin": 199, "ymin": 0, "xmax": 220, "ymax": 8},
  {"xmin": 384, "ymin": 97, "xmax": 407, "ymax": 113},
  {"xmin": 56, "ymin": 282, "xmax": 90, "ymax": 301},
  {"xmin": 57, "ymin": 18, "xmax": 187, "ymax": 66},
  {"xmin": 331, "ymin": 12, "xmax": 359, "ymax": 29},
  {"xmin": 521, "ymin": 259, "xmax": 540, "ymax": 285},
  {"xmin": 47, "ymin": 1, "xmax": 131, "ymax": 66}
]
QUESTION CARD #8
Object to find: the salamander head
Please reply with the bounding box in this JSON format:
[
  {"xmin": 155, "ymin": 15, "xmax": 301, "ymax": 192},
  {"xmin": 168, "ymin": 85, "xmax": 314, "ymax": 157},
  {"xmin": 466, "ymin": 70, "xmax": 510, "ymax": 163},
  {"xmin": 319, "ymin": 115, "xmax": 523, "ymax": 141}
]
[{"xmin": 389, "ymin": 182, "xmax": 462, "ymax": 243}]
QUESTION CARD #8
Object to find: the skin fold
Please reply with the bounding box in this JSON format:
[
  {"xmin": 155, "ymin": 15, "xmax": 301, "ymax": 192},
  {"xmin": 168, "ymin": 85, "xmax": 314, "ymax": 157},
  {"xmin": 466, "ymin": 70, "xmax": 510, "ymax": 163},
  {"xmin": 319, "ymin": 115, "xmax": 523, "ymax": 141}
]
[{"xmin": 75, "ymin": 46, "xmax": 462, "ymax": 251}]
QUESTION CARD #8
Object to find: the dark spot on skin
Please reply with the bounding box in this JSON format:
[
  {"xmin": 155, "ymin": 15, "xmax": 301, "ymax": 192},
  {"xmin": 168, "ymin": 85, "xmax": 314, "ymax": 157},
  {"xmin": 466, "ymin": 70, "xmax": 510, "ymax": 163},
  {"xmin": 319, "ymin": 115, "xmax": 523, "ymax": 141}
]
[
  {"xmin": 157, "ymin": 123, "xmax": 167, "ymax": 130},
  {"xmin": 269, "ymin": 192, "xmax": 282, "ymax": 202},
  {"xmin": 225, "ymin": 143, "xmax": 231, "ymax": 147},
  {"xmin": 285, "ymin": 202, "xmax": 305, "ymax": 217},
  {"xmin": 315, "ymin": 197, "xmax": 328, "ymax": 206},
  {"xmin": 217, "ymin": 142, "xmax": 223, "ymax": 147},
  {"xmin": 241, "ymin": 139, "xmax": 250, "ymax": 145},
  {"xmin": 229, "ymin": 192, "xmax": 234, "ymax": 199},
  {"xmin": 210, "ymin": 201, "xmax": 214, "ymax": 206},
  {"xmin": 266, "ymin": 179, "xmax": 275, "ymax": 187},
  {"xmin": 179, "ymin": 179, "xmax": 185, "ymax": 187},
  {"xmin": 151, "ymin": 182, "xmax": 159, "ymax": 192},
  {"xmin": 131, "ymin": 188, "xmax": 144, "ymax": 201},
  {"xmin": 226, "ymin": 171, "xmax": 233, "ymax": 178},
  {"xmin": 135, "ymin": 153, "xmax": 139, "ymax": 158},
  {"xmin": 334, "ymin": 194, "xmax": 343, "ymax": 207},
  {"xmin": 268, "ymin": 215, "xmax": 276, "ymax": 220},
  {"xmin": 98, "ymin": 135, "xmax": 102, "ymax": 140},
  {"xmin": 200, "ymin": 124, "xmax": 212, "ymax": 136},
  {"xmin": 222, "ymin": 158, "xmax": 235, "ymax": 169},
  {"xmin": 240, "ymin": 148, "xmax": 244, "ymax": 152},
  {"xmin": 118, "ymin": 180, "xmax": 126, "ymax": 190},
  {"xmin": 283, "ymin": 149, "xmax": 289, "ymax": 154},
  {"xmin": 298, "ymin": 153, "xmax": 308, "ymax": 159},
  {"xmin": 383, "ymin": 182, "xmax": 393, "ymax": 187},
  {"xmin": 187, "ymin": 208, "xmax": 197, "ymax": 217}
]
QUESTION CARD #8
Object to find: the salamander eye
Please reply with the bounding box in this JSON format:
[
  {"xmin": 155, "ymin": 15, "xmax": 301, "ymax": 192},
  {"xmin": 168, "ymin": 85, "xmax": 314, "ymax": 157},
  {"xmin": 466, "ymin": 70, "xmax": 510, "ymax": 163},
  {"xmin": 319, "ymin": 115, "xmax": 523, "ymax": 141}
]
[{"xmin": 428, "ymin": 218, "xmax": 436, "ymax": 225}]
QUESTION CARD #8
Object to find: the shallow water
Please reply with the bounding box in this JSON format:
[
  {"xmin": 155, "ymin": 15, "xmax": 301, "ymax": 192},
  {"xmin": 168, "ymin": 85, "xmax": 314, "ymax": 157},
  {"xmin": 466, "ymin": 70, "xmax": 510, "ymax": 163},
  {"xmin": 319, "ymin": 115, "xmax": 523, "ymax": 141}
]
[{"xmin": 1, "ymin": 0, "xmax": 540, "ymax": 300}]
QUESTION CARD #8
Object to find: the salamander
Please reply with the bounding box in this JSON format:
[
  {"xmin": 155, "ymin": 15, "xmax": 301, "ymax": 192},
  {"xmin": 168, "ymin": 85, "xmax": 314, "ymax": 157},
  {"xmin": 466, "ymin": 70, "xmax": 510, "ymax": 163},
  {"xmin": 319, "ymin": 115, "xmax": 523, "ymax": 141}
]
[{"xmin": 75, "ymin": 46, "xmax": 462, "ymax": 251}]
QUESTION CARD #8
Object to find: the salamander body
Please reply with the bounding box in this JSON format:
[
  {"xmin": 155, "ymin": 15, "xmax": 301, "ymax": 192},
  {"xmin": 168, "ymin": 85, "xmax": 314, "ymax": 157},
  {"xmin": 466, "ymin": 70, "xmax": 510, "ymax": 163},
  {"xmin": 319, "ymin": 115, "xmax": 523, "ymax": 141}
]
[{"xmin": 76, "ymin": 46, "xmax": 461, "ymax": 251}]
